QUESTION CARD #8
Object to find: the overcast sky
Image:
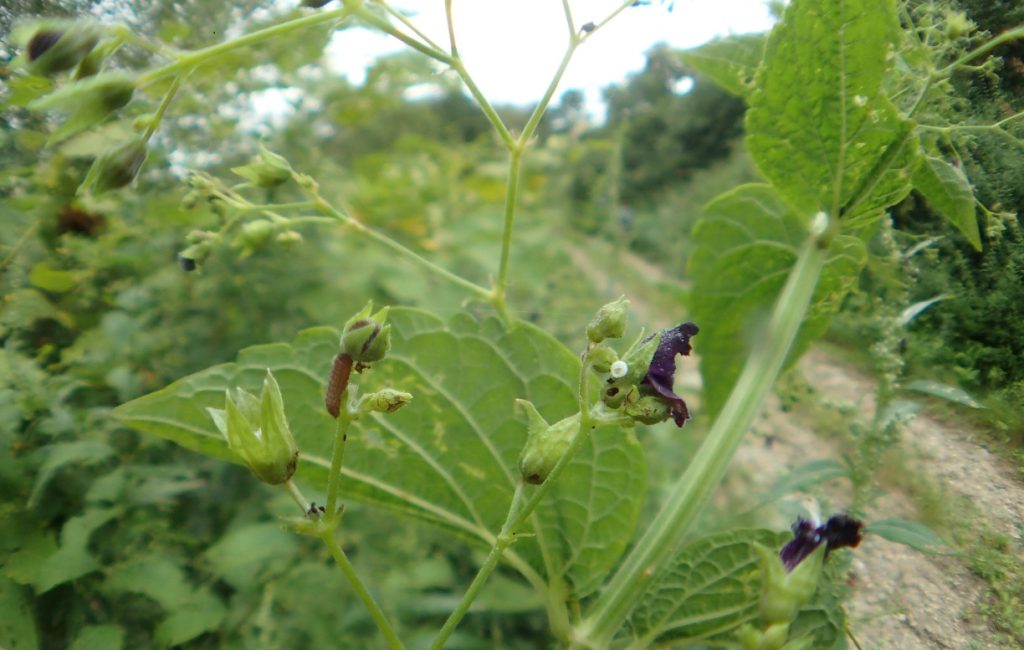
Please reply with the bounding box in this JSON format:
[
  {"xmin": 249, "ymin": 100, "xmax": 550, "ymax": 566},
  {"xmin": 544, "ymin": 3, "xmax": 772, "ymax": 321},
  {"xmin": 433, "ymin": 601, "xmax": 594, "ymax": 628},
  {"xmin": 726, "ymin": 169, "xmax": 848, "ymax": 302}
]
[{"xmin": 325, "ymin": 0, "xmax": 775, "ymax": 113}]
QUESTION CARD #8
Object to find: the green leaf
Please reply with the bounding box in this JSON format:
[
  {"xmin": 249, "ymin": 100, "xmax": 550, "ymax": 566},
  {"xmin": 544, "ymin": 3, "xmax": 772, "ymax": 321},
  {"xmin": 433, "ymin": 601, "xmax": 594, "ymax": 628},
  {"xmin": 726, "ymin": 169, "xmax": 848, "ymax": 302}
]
[
  {"xmin": 28, "ymin": 262, "xmax": 77, "ymax": 293},
  {"xmin": 688, "ymin": 184, "xmax": 866, "ymax": 415},
  {"xmin": 679, "ymin": 33, "xmax": 766, "ymax": 98},
  {"xmin": 28, "ymin": 72, "xmax": 136, "ymax": 146},
  {"xmin": 902, "ymin": 379, "xmax": 982, "ymax": 409},
  {"xmin": 115, "ymin": 307, "xmax": 645, "ymax": 598},
  {"xmin": 34, "ymin": 507, "xmax": 118, "ymax": 593},
  {"xmin": 28, "ymin": 440, "xmax": 113, "ymax": 507},
  {"xmin": 153, "ymin": 589, "xmax": 225, "ymax": 647},
  {"xmin": 867, "ymin": 517, "xmax": 945, "ymax": 553},
  {"xmin": 0, "ymin": 577, "xmax": 38, "ymax": 650},
  {"xmin": 68, "ymin": 625, "xmax": 124, "ymax": 650},
  {"xmin": 746, "ymin": 0, "xmax": 916, "ymax": 224},
  {"xmin": 756, "ymin": 459, "xmax": 849, "ymax": 508},
  {"xmin": 913, "ymin": 155, "xmax": 981, "ymax": 250},
  {"xmin": 628, "ymin": 529, "xmax": 844, "ymax": 646},
  {"xmin": 204, "ymin": 523, "xmax": 298, "ymax": 591},
  {"xmin": 898, "ymin": 294, "xmax": 950, "ymax": 326},
  {"xmin": 104, "ymin": 556, "xmax": 194, "ymax": 611},
  {"xmin": 2, "ymin": 531, "xmax": 57, "ymax": 585}
]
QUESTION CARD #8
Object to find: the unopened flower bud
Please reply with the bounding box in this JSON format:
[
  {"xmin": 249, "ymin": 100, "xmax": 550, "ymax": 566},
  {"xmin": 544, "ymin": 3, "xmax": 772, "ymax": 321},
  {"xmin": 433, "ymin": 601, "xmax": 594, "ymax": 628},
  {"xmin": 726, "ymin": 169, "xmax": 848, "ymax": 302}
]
[
  {"xmin": 358, "ymin": 388, "xmax": 413, "ymax": 415},
  {"xmin": 237, "ymin": 219, "xmax": 276, "ymax": 250},
  {"xmin": 232, "ymin": 145, "xmax": 293, "ymax": 188},
  {"xmin": 340, "ymin": 302, "xmax": 391, "ymax": 364},
  {"xmin": 588, "ymin": 344, "xmax": 618, "ymax": 374},
  {"xmin": 208, "ymin": 371, "xmax": 299, "ymax": 485},
  {"xmin": 516, "ymin": 400, "xmax": 578, "ymax": 485},
  {"xmin": 88, "ymin": 137, "xmax": 147, "ymax": 194},
  {"xmin": 586, "ymin": 296, "xmax": 629, "ymax": 343},
  {"xmin": 24, "ymin": 21, "xmax": 100, "ymax": 77}
]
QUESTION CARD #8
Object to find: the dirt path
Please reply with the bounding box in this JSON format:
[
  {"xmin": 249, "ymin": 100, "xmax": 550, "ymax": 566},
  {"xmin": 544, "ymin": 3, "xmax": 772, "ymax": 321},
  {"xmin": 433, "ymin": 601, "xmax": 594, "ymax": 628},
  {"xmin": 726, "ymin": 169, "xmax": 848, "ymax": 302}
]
[{"xmin": 568, "ymin": 241, "xmax": 1024, "ymax": 649}]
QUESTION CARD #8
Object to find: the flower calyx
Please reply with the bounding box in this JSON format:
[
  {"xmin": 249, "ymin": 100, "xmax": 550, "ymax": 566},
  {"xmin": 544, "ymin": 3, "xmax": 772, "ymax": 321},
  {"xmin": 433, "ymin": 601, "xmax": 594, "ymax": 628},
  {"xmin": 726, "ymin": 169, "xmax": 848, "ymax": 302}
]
[
  {"xmin": 208, "ymin": 370, "xmax": 300, "ymax": 485},
  {"xmin": 340, "ymin": 301, "xmax": 392, "ymax": 365},
  {"xmin": 516, "ymin": 400, "xmax": 578, "ymax": 485}
]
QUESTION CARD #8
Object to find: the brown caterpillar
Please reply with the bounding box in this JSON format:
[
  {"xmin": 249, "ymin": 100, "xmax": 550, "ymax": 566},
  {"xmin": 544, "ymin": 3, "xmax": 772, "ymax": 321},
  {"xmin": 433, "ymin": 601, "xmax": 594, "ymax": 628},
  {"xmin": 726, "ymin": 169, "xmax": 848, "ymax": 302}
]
[{"xmin": 325, "ymin": 353, "xmax": 353, "ymax": 418}]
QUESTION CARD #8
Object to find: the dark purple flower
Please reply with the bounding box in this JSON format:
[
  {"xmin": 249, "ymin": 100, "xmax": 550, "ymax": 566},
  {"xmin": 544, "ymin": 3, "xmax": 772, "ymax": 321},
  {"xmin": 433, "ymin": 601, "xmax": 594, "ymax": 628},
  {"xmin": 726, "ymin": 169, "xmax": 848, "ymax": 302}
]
[
  {"xmin": 641, "ymin": 322, "xmax": 698, "ymax": 427},
  {"xmin": 780, "ymin": 514, "xmax": 864, "ymax": 572}
]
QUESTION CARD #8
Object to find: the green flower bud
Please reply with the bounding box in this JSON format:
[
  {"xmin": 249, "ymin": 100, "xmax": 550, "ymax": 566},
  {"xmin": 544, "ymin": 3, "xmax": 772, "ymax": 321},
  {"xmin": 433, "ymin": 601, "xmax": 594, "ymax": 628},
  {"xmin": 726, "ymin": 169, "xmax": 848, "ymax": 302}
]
[
  {"xmin": 87, "ymin": 137, "xmax": 147, "ymax": 194},
  {"xmin": 276, "ymin": 230, "xmax": 303, "ymax": 245},
  {"xmin": 29, "ymin": 72, "xmax": 136, "ymax": 145},
  {"xmin": 24, "ymin": 21, "xmax": 101, "ymax": 77},
  {"xmin": 760, "ymin": 623, "xmax": 791, "ymax": 650},
  {"xmin": 586, "ymin": 296, "xmax": 629, "ymax": 343},
  {"xmin": 237, "ymin": 220, "xmax": 277, "ymax": 251},
  {"xmin": 739, "ymin": 624, "xmax": 763, "ymax": 650},
  {"xmin": 231, "ymin": 145, "xmax": 293, "ymax": 188},
  {"xmin": 756, "ymin": 543, "xmax": 824, "ymax": 626},
  {"xmin": 340, "ymin": 302, "xmax": 391, "ymax": 363},
  {"xmin": 602, "ymin": 332, "xmax": 659, "ymax": 409},
  {"xmin": 588, "ymin": 344, "xmax": 618, "ymax": 374},
  {"xmin": 516, "ymin": 400, "xmax": 578, "ymax": 485},
  {"xmin": 780, "ymin": 636, "xmax": 813, "ymax": 650},
  {"xmin": 208, "ymin": 371, "xmax": 299, "ymax": 485},
  {"xmin": 358, "ymin": 388, "xmax": 413, "ymax": 415}
]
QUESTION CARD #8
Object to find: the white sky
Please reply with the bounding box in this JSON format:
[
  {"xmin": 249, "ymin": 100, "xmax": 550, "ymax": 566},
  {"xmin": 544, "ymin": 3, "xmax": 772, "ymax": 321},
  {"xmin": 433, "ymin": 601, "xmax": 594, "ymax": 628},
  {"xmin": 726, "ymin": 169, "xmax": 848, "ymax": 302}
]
[{"xmin": 324, "ymin": 0, "xmax": 774, "ymax": 114}]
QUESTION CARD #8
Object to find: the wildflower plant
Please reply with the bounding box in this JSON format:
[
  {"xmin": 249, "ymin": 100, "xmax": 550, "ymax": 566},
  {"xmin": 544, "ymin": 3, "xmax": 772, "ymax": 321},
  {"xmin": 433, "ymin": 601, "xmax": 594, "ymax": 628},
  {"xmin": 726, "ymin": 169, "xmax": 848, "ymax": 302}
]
[{"xmin": 11, "ymin": 0, "xmax": 1023, "ymax": 647}]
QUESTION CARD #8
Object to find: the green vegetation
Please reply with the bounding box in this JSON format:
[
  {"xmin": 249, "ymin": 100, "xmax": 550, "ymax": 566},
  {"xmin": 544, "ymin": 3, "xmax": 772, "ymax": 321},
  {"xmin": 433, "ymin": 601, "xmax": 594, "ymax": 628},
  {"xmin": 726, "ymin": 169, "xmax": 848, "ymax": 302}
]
[{"xmin": 3, "ymin": 0, "xmax": 1024, "ymax": 648}]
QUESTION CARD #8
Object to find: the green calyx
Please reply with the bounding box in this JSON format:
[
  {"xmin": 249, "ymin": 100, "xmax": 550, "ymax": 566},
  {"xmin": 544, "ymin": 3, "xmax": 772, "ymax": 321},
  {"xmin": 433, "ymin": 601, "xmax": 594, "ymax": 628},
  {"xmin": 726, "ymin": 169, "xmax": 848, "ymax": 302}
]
[
  {"xmin": 601, "ymin": 331, "xmax": 659, "ymax": 409},
  {"xmin": 232, "ymin": 145, "xmax": 294, "ymax": 188},
  {"xmin": 340, "ymin": 301, "xmax": 392, "ymax": 363},
  {"xmin": 588, "ymin": 343, "xmax": 619, "ymax": 374},
  {"xmin": 81, "ymin": 137, "xmax": 147, "ymax": 195},
  {"xmin": 756, "ymin": 542, "xmax": 825, "ymax": 626},
  {"xmin": 516, "ymin": 400, "xmax": 578, "ymax": 485},
  {"xmin": 208, "ymin": 370, "xmax": 299, "ymax": 485},
  {"xmin": 23, "ymin": 20, "xmax": 101, "ymax": 77},
  {"xmin": 586, "ymin": 296, "xmax": 629, "ymax": 344}
]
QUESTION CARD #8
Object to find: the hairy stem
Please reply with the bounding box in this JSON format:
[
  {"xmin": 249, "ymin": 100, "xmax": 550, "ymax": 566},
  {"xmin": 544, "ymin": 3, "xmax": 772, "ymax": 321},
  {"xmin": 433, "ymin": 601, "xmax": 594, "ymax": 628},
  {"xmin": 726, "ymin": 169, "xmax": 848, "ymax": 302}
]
[
  {"xmin": 429, "ymin": 484, "xmax": 527, "ymax": 650},
  {"xmin": 139, "ymin": 7, "xmax": 351, "ymax": 85},
  {"xmin": 315, "ymin": 199, "xmax": 491, "ymax": 300},
  {"xmin": 576, "ymin": 235, "xmax": 830, "ymax": 647},
  {"xmin": 325, "ymin": 392, "xmax": 352, "ymax": 519},
  {"xmin": 320, "ymin": 528, "xmax": 405, "ymax": 650}
]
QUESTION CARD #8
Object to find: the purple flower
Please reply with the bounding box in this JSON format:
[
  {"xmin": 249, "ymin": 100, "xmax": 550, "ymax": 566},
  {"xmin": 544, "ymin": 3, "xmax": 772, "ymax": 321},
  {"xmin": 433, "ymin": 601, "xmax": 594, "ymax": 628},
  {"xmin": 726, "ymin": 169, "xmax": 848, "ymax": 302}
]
[
  {"xmin": 780, "ymin": 514, "xmax": 864, "ymax": 572},
  {"xmin": 641, "ymin": 322, "xmax": 699, "ymax": 427}
]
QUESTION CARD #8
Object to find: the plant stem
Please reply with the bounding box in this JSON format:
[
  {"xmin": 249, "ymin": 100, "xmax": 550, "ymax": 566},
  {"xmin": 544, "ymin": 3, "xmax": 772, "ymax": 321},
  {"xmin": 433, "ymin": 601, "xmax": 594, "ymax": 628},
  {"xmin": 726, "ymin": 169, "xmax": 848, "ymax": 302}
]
[
  {"xmin": 320, "ymin": 528, "xmax": 405, "ymax": 650},
  {"xmin": 430, "ymin": 484, "xmax": 527, "ymax": 650},
  {"xmin": 491, "ymin": 149, "xmax": 522, "ymax": 321},
  {"xmin": 444, "ymin": 0, "xmax": 458, "ymax": 56},
  {"xmin": 143, "ymin": 72, "xmax": 183, "ymax": 141},
  {"xmin": 315, "ymin": 199, "xmax": 491, "ymax": 300},
  {"xmin": 938, "ymin": 25, "xmax": 1024, "ymax": 76},
  {"xmin": 576, "ymin": 235, "xmax": 830, "ymax": 648},
  {"xmin": 283, "ymin": 479, "xmax": 308, "ymax": 511},
  {"xmin": 138, "ymin": 7, "xmax": 352, "ymax": 86},
  {"xmin": 325, "ymin": 395, "xmax": 352, "ymax": 519}
]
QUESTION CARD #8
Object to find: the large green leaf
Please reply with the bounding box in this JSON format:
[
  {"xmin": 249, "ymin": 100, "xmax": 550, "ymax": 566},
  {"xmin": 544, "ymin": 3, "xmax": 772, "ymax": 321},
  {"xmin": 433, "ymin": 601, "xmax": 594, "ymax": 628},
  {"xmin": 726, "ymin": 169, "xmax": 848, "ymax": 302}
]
[
  {"xmin": 913, "ymin": 155, "xmax": 981, "ymax": 250},
  {"xmin": 688, "ymin": 184, "xmax": 866, "ymax": 416},
  {"xmin": 627, "ymin": 529, "xmax": 843, "ymax": 646},
  {"xmin": 114, "ymin": 308, "xmax": 645, "ymax": 598},
  {"xmin": 0, "ymin": 577, "xmax": 38, "ymax": 650},
  {"xmin": 679, "ymin": 34, "xmax": 767, "ymax": 99},
  {"xmin": 747, "ymin": 0, "xmax": 916, "ymax": 223}
]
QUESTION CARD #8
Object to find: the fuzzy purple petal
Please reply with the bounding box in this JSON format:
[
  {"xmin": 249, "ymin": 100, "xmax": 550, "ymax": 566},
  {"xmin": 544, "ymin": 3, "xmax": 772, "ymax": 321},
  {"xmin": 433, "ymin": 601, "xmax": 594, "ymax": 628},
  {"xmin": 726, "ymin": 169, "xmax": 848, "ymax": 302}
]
[
  {"xmin": 780, "ymin": 514, "xmax": 864, "ymax": 572},
  {"xmin": 642, "ymin": 322, "xmax": 699, "ymax": 427},
  {"xmin": 780, "ymin": 517, "xmax": 821, "ymax": 572}
]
